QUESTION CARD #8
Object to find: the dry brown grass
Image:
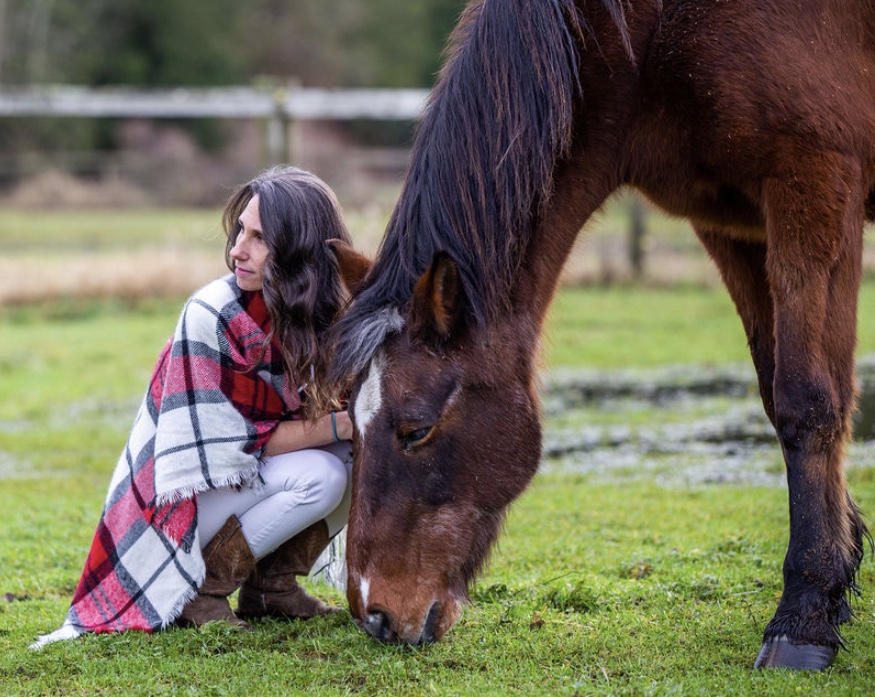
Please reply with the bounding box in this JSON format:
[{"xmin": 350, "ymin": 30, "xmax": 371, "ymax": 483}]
[
  {"xmin": 5, "ymin": 190, "xmax": 875, "ymax": 307},
  {"xmin": 0, "ymin": 204, "xmax": 390, "ymax": 306},
  {"xmin": 0, "ymin": 248, "xmax": 226, "ymax": 305}
]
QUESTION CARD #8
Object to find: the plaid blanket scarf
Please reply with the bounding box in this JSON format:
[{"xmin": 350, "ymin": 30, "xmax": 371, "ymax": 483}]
[{"xmin": 32, "ymin": 275, "xmax": 299, "ymax": 648}]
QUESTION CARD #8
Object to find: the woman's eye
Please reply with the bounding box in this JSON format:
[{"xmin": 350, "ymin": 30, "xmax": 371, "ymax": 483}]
[{"xmin": 399, "ymin": 426, "xmax": 432, "ymax": 450}]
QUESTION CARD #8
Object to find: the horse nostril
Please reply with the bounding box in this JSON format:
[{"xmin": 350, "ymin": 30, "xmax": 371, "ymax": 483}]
[
  {"xmin": 363, "ymin": 610, "xmax": 394, "ymax": 642},
  {"xmin": 422, "ymin": 601, "xmax": 441, "ymax": 643}
]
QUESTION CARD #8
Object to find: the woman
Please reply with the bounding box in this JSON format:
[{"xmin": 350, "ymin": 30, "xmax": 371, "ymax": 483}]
[{"xmin": 33, "ymin": 166, "xmax": 354, "ymax": 647}]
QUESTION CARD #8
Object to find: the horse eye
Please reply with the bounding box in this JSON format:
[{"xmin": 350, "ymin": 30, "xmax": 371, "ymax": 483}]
[{"xmin": 399, "ymin": 426, "xmax": 432, "ymax": 450}]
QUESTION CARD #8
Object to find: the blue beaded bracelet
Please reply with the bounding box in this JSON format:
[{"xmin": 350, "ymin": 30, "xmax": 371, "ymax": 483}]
[{"xmin": 331, "ymin": 411, "xmax": 340, "ymax": 442}]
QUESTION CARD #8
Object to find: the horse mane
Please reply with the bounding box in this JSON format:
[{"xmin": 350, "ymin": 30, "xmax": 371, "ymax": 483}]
[{"xmin": 332, "ymin": 0, "xmax": 635, "ymax": 380}]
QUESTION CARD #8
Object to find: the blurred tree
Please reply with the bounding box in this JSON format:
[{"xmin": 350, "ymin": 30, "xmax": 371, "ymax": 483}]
[
  {"xmin": 0, "ymin": 0, "xmax": 246, "ymax": 86},
  {"xmin": 90, "ymin": 0, "xmax": 247, "ymax": 86},
  {"xmin": 0, "ymin": 0, "xmax": 470, "ymax": 179},
  {"xmin": 243, "ymin": 0, "xmax": 466, "ymax": 88},
  {"xmin": 244, "ymin": 0, "xmax": 364, "ymax": 87},
  {"xmin": 0, "ymin": 0, "xmax": 468, "ymax": 88},
  {"xmin": 357, "ymin": 0, "xmax": 466, "ymax": 87}
]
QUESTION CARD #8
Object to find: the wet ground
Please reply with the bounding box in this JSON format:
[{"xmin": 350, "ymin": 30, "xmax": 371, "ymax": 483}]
[
  {"xmin": 541, "ymin": 358, "xmax": 875, "ymax": 487},
  {"xmin": 7, "ymin": 359, "xmax": 875, "ymax": 489}
]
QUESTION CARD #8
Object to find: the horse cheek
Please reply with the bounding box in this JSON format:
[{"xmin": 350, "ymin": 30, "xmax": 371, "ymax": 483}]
[{"xmin": 470, "ymin": 385, "xmax": 543, "ymax": 509}]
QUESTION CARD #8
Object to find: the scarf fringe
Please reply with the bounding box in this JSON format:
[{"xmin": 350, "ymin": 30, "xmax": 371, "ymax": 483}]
[
  {"xmin": 161, "ymin": 582, "xmax": 201, "ymax": 629},
  {"xmin": 29, "ymin": 623, "xmax": 83, "ymax": 650},
  {"xmin": 153, "ymin": 463, "xmax": 263, "ymax": 508}
]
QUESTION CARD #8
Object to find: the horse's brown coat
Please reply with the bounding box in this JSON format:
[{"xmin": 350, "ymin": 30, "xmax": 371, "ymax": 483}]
[{"xmin": 330, "ymin": 0, "xmax": 874, "ymax": 669}]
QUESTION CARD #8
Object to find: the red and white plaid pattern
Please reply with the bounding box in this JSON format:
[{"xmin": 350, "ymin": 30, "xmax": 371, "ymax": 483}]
[{"xmin": 32, "ymin": 276, "xmax": 299, "ymax": 647}]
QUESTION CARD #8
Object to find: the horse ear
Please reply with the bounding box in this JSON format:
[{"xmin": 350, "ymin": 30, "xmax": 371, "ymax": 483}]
[
  {"xmin": 327, "ymin": 239, "xmax": 372, "ymax": 294},
  {"xmin": 410, "ymin": 251, "xmax": 461, "ymax": 341}
]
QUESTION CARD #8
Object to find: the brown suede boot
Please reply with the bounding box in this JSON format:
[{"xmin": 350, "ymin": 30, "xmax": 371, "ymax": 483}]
[
  {"xmin": 176, "ymin": 515, "xmax": 256, "ymax": 629},
  {"xmin": 236, "ymin": 520, "xmax": 340, "ymax": 620}
]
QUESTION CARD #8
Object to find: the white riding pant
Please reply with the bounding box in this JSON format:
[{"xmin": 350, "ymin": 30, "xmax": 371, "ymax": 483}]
[{"xmin": 196, "ymin": 441, "xmax": 352, "ymax": 560}]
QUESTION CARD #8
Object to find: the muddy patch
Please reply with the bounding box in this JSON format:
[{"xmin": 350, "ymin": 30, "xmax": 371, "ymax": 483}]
[{"xmin": 540, "ymin": 359, "xmax": 875, "ymax": 487}]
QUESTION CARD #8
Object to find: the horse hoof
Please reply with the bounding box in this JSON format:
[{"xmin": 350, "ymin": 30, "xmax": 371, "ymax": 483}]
[{"xmin": 754, "ymin": 636, "xmax": 837, "ymax": 670}]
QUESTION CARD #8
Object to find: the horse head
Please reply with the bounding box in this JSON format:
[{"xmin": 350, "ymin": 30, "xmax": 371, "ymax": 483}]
[{"xmin": 331, "ymin": 242, "xmax": 543, "ymax": 643}]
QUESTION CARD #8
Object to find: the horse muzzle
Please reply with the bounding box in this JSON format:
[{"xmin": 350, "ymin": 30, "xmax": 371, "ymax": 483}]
[
  {"xmin": 359, "ymin": 602, "xmax": 444, "ymax": 644},
  {"xmin": 348, "ymin": 571, "xmax": 463, "ymax": 644}
]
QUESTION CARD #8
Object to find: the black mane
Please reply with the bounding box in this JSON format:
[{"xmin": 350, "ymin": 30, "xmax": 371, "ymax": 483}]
[{"xmin": 332, "ymin": 0, "xmax": 632, "ymax": 379}]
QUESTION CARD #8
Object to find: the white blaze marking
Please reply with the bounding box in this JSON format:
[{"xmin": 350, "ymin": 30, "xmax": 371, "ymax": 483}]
[
  {"xmin": 353, "ymin": 355, "xmax": 381, "ymax": 616},
  {"xmin": 354, "ymin": 353, "xmax": 384, "ymax": 440},
  {"xmin": 360, "ymin": 576, "xmax": 370, "ymax": 610}
]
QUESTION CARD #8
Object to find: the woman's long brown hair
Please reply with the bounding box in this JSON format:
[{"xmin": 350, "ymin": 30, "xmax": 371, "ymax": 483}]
[{"xmin": 222, "ymin": 165, "xmax": 352, "ymax": 420}]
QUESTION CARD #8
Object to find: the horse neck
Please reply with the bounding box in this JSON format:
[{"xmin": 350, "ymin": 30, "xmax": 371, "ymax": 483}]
[{"xmin": 510, "ymin": 160, "xmax": 618, "ymax": 331}]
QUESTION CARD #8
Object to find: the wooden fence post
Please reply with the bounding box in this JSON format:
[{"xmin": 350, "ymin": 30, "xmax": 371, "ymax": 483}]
[
  {"xmin": 628, "ymin": 194, "xmax": 647, "ymax": 279},
  {"xmin": 265, "ymin": 84, "xmax": 292, "ymax": 166}
]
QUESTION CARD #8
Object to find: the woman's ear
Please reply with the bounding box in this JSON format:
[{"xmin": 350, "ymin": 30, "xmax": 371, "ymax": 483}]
[{"xmin": 327, "ymin": 239, "xmax": 373, "ymax": 294}]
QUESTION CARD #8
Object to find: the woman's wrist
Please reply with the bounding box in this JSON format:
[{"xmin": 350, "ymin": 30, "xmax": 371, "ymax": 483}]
[
  {"xmin": 328, "ymin": 409, "xmax": 352, "ymax": 442},
  {"xmin": 330, "ymin": 411, "xmax": 340, "ymax": 442}
]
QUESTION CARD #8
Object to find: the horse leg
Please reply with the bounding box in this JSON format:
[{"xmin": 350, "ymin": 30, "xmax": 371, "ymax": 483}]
[
  {"xmin": 699, "ymin": 215, "xmax": 867, "ymax": 669},
  {"xmin": 751, "ymin": 162, "xmax": 868, "ymax": 669},
  {"xmin": 694, "ymin": 230, "xmax": 776, "ymax": 426},
  {"xmin": 696, "ymin": 228, "xmax": 835, "ymax": 668}
]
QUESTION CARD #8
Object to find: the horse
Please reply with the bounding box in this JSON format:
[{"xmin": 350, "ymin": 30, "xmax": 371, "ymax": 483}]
[{"xmin": 328, "ymin": 0, "xmax": 875, "ymax": 671}]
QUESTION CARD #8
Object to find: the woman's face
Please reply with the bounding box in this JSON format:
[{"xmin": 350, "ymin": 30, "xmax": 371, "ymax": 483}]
[{"xmin": 229, "ymin": 194, "xmax": 270, "ymax": 291}]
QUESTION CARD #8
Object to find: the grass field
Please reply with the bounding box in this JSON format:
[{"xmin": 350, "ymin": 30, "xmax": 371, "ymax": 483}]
[
  {"xmin": 0, "ymin": 193, "xmax": 728, "ymax": 305},
  {"xmin": 3, "ymin": 206, "xmax": 875, "ymax": 695}
]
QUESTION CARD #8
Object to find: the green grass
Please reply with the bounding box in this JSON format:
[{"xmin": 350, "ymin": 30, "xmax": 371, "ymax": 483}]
[
  {"xmin": 3, "ymin": 207, "xmax": 875, "ymax": 695},
  {"xmin": 544, "ymin": 279, "xmax": 875, "ymax": 369},
  {"xmin": 0, "ymin": 208, "xmax": 221, "ymax": 250},
  {"xmin": 4, "ymin": 473, "xmax": 875, "ymax": 695},
  {"xmin": 544, "ymin": 285, "xmax": 749, "ymax": 368},
  {"xmin": 0, "ymin": 299, "xmax": 179, "ymax": 424}
]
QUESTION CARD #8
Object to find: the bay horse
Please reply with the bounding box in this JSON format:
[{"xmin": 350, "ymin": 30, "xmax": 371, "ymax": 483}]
[{"xmin": 328, "ymin": 0, "xmax": 874, "ymax": 670}]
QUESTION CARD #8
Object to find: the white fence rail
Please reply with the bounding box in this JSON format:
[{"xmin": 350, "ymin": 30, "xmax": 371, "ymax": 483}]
[
  {"xmin": 0, "ymin": 86, "xmax": 431, "ymax": 120},
  {"xmin": 0, "ymin": 85, "xmax": 431, "ymax": 172}
]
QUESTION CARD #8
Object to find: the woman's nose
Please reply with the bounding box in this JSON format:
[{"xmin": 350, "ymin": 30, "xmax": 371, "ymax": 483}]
[{"xmin": 230, "ymin": 238, "xmax": 247, "ymax": 259}]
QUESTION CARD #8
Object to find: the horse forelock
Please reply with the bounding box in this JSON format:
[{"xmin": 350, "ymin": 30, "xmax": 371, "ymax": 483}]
[{"xmin": 331, "ymin": 302, "xmax": 405, "ymax": 383}]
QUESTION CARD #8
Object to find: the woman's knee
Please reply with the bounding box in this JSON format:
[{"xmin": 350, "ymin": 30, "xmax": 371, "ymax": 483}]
[
  {"xmin": 262, "ymin": 449, "xmax": 348, "ymax": 507},
  {"xmin": 312, "ymin": 452, "xmax": 348, "ymax": 507}
]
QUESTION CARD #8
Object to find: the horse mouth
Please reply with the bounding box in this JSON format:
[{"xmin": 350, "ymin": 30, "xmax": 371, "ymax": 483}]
[{"xmin": 358, "ymin": 600, "xmax": 450, "ymax": 644}]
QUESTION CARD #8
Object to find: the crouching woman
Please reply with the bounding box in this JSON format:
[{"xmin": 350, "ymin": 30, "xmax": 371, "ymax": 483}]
[{"xmin": 33, "ymin": 166, "xmax": 354, "ymax": 647}]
